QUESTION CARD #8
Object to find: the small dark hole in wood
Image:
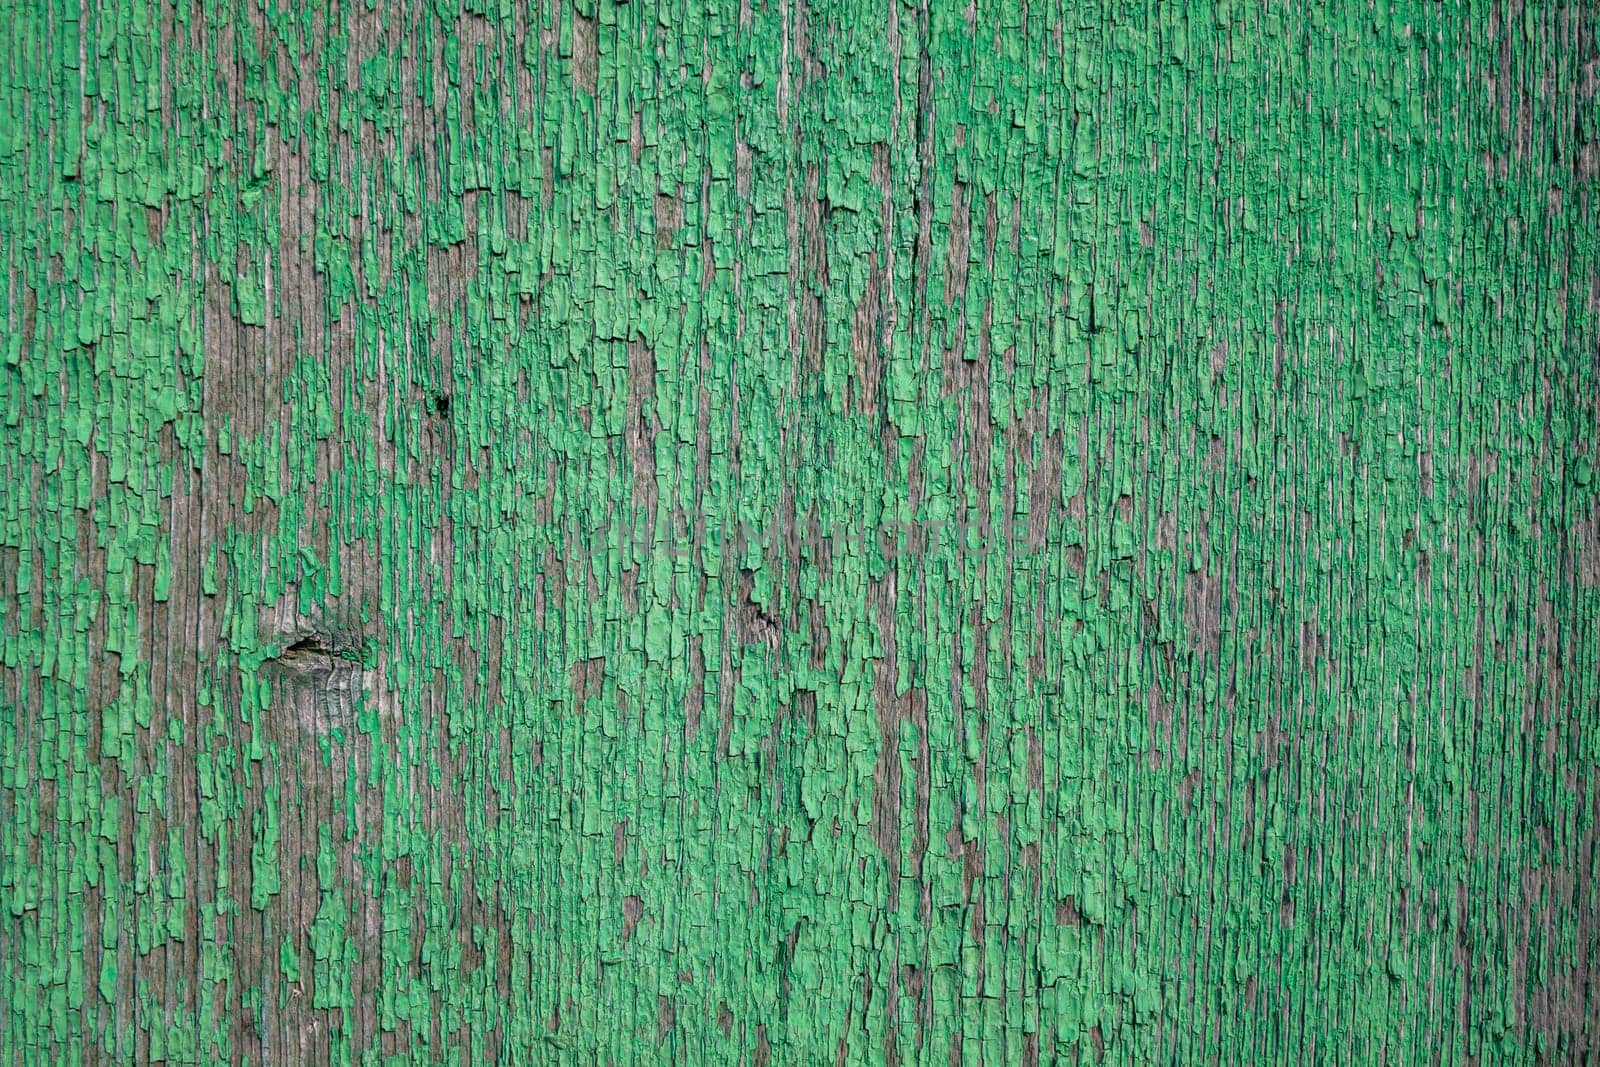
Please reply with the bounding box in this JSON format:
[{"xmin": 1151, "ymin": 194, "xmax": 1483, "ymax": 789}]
[
  {"xmin": 430, "ymin": 393, "xmax": 451, "ymax": 418},
  {"xmin": 285, "ymin": 634, "xmax": 331, "ymax": 656}
]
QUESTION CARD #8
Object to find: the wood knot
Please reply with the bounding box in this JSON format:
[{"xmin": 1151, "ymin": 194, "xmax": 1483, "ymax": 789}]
[{"xmin": 263, "ymin": 628, "xmax": 368, "ymax": 675}]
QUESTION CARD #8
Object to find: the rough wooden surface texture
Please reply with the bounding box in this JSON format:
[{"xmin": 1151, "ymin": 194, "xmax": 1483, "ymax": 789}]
[{"xmin": 2, "ymin": 0, "xmax": 1599, "ymax": 1062}]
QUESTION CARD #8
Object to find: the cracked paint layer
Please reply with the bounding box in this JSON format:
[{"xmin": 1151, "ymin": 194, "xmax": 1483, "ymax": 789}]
[{"xmin": 2, "ymin": 0, "xmax": 1599, "ymax": 1062}]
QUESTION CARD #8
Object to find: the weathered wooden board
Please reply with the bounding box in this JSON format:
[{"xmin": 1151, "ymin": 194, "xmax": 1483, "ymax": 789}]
[{"xmin": 2, "ymin": 0, "xmax": 1598, "ymax": 1062}]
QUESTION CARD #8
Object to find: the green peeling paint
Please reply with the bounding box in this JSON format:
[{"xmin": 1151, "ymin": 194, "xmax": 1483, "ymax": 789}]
[{"xmin": 2, "ymin": 0, "xmax": 1599, "ymax": 1062}]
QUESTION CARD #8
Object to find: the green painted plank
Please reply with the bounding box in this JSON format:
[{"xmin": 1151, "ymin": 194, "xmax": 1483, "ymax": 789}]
[{"xmin": 1, "ymin": 0, "xmax": 1598, "ymax": 1062}]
